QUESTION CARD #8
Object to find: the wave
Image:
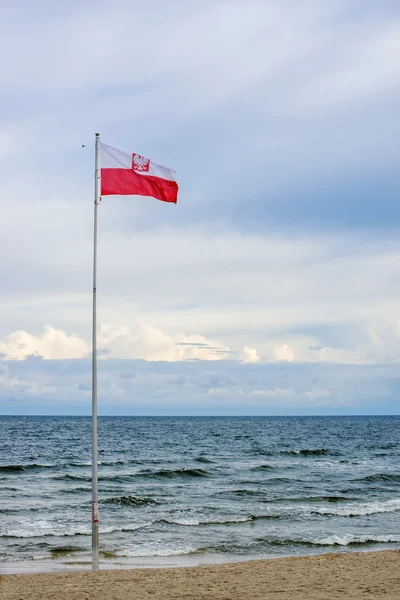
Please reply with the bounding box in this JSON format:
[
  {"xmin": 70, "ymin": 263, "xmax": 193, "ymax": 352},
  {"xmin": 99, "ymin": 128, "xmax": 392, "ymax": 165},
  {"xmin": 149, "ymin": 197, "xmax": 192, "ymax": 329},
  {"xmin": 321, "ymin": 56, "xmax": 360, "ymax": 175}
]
[
  {"xmin": 367, "ymin": 443, "xmax": 397, "ymax": 451},
  {"xmin": 248, "ymin": 449, "xmax": 274, "ymax": 457},
  {"xmin": 53, "ymin": 474, "xmax": 91, "ymax": 482},
  {"xmin": 103, "ymin": 495, "xmax": 158, "ymax": 507},
  {"xmin": 258, "ymin": 535, "xmax": 400, "ymax": 548},
  {"xmin": 0, "ymin": 463, "xmax": 55, "ymax": 472},
  {"xmin": 56, "ymin": 474, "xmax": 136, "ymax": 485},
  {"xmin": 5, "ymin": 465, "xmax": 213, "ymax": 484},
  {"xmin": 311, "ymin": 499, "xmax": 400, "ymax": 518},
  {"xmin": 100, "ymin": 460, "xmax": 128, "ymax": 467},
  {"xmin": 100, "ymin": 550, "xmax": 120, "ymax": 559},
  {"xmin": 280, "ymin": 449, "xmax": 339, "ymax": 457},
  {"xmin": 68, "ymin": 459, "xmax": 144, "ymax": 467},
  {"xmin": 156, "ymin": 516, "xmax": 254, "ymax": 526},
  {"xmin": 117, "ymin": 523, "xmax": 153, "ymax": 534},
  {"xmin": 195, "ymin": 456, "xmax": 214, "ymax": 464},
  {"xmin": 252, "ymin": 464, "xmax": 274, "ymax": 471},
  {"xmin": 2, "ymin": 522, "xmax": 151, "ymax": 539},
  {"xmin": 99, "ymin": 475, "xmax": 134, "ymax": 483},
  {"xmin": 156, "ymin": 514, "xmax": 280, "ymax": 527},
  {"xmin": 67, "ymin": 460, "xmax": 128, "ymax": 467},
  {"xmin": 3, "ymin": 527, "xmax": 91, "ymax": 539},
  {"xmin": 299, "ymin": 495, "xmax": 358, "ymax": 503},
  {"xmin": 190, "ymin": 543, "xmax": 248, "ymax": 555},
  {"xmin": 260, "ymin": 495, "xmax": 359, "ymax": 504},
  {"xmin": 144, "ymin": 468, "xmax": 208, "ymax": 479},
  {"xmin": 228, "ymin": 489, "xmax": 264, "ymax": 497},
  {"xmin": 263, "ymin": 477, "xmax": 293, "ymax": 484},
  {"xmin": 60, "ymin": 486, "xmax": 92, "ymax": 494},
  {"xmin": 354, "ymin": 473, "xmax": 400, "ymax": 484},
  {"xmin": 311, "ymin": 534, "xmax": 400, "ymax": 547},
  {"xmin": 107, "ymin": 546, "xmax": 198, "ymax": 558},
  {"xmin": 42, "ymin": 533, "xmax": 400, "ymax": 559},
  {"xmin": 53, "ymin": 468, "xmax": 209, "ymax": 483},
  {"xmin": 49, "ymin": 545, "xmax": 82, "ymax": 557}
]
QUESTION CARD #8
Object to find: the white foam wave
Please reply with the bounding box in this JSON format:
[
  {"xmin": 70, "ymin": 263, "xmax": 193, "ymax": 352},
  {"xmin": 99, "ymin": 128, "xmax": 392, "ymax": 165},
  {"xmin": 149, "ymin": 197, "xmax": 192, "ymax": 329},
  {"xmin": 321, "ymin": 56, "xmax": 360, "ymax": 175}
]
[
  {"xmin": 115, "ymin": 546, "xmax": 197, "ymax": 558},
  {"xmin": 102, "ymin": 522, "xmax": 152, "ymax": 534},
  {"xmin": 3, "ymin": 521, "xmax": 151, "ymax": 538},
  {"xmin": 163, "ymin": 515, "xmax": 253, "ymax": 526},
  {"xmin": 313, "ymin": 499, "xmax": 400, "ymax": 517},
  {"xmin": 4, "ymin": 526, "xmax": 90, "ymax": 538},
  {"xmin": 313, "ymin": 534, "xmax": 400, "ymax": 546}
]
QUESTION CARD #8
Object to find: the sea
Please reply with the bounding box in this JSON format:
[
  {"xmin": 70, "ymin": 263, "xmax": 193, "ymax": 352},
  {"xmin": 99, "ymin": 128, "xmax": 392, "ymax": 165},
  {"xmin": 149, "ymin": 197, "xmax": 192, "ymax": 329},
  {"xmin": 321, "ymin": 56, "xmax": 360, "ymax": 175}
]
[{"xmin": 1, "ymin": 415, "xmax": 400, "ymax": 573}]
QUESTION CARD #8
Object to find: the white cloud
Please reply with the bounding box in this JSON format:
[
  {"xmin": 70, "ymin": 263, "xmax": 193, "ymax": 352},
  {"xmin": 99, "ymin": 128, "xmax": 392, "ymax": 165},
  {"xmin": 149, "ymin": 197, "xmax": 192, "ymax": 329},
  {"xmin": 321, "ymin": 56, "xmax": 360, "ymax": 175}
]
[
  {"xmin": 0, "ymin": 326, "xmax": 89, "ymax": 360},
  {"xmin": 241, "ymin": 346, "xmax": 260, "ymax": 364},
  {"xmin": 250, "ymin": 387, "xmax": 295, "ymax": 398},
  {"xmin": 303, "ymin": 346, "xmax": 364, "ymax": 365},
  {"xmin": 274, "ymin": 344, "xmax": 296, "ymax": 362},
  {"xmin": 0, "ymin": 323, "xmax": 230, "ymax": 362},
  {"xmin": 249, "ymin": 387, "xmax": 331, "ymax": 406},
  {"xmin": 303, "ymin": 388, "xmax": 330, "ymax": 401},
  {"xmin": 98, "ymin": 324, "xmax": 230, "ymax": 362},
  {"xmin": 1, "ymin": 0, "xmax": 398, "ymax": 183},
  {"xmin": 207, "ymin": 387, "xmax": 231, "ymax": 396},
  {"xmin": 0, "ymin": 0, "xmax": 400, "ymax": 419},
  {"xmin": 271, "ymin": 340, "xmax": 365, "ymax": 365},
  {"xmin": 0, "ymin": 357, "xmax": 397, "ymax": 415},
  {"xmin": 2, "ymin": 229, "xmax": 400, "ymax": 366}
]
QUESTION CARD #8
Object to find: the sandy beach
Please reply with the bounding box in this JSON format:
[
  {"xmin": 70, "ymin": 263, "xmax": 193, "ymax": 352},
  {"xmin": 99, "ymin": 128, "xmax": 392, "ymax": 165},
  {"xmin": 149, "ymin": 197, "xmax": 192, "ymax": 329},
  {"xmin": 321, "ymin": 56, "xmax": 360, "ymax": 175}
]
[{"xmin": 1, "ymin": 550, "xmax": 400, "ymax": 600}]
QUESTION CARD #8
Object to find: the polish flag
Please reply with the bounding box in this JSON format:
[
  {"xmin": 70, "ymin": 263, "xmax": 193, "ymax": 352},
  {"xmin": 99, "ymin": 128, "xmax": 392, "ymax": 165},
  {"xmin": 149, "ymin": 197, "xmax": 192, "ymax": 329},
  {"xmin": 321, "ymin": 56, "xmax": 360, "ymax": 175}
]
[{"xmin": 100, "ymin": 143, "xmax": 178, "ymax": 204}]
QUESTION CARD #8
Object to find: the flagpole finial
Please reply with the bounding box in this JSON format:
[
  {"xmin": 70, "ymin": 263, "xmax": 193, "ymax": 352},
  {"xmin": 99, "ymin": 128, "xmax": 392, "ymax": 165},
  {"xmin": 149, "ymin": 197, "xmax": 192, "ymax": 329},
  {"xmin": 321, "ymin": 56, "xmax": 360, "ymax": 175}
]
[{"xmin": 95, "ymin": 132, "xmax": 100, "ymax": 137}]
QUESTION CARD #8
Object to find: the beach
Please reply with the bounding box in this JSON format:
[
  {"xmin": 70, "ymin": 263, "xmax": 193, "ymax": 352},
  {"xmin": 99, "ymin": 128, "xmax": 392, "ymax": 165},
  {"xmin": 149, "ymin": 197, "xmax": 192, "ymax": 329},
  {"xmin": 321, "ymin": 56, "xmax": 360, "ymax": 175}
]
[{"xmin": 2, "ymin": 550, "xmax": 400, "ymax": 600}]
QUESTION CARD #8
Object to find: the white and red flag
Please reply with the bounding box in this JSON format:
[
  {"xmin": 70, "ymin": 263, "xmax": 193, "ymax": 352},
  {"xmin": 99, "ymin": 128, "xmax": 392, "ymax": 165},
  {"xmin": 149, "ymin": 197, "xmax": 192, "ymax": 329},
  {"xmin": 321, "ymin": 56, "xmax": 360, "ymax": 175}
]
[{"xmin": 100, "ymin": 143, "xmax": 178, "ymax": 204}]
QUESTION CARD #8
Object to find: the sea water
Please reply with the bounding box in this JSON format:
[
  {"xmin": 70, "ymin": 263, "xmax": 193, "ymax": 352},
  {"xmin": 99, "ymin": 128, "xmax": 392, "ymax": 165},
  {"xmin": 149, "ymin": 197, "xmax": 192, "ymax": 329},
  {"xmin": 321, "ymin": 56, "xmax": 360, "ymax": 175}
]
[{"xmin": 1, "ymin": 416, "xmax": 399, "ymax": 572}]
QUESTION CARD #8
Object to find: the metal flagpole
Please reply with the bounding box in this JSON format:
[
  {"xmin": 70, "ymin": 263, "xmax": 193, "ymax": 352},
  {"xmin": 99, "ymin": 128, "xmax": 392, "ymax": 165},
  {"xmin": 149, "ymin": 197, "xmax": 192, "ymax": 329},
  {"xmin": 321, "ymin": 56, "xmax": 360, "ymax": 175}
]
[{"xmin": 92, "ymin": 132, "xmax": 100, "ymax": 571}]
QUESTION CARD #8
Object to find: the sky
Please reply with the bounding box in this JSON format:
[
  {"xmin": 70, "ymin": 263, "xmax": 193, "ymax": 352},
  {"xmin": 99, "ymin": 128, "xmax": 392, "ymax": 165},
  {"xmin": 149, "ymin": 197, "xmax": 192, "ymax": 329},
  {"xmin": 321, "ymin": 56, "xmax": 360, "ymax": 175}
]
[{"xmin": 1, "ymin": 0, "xmax": 400, "ymax": 415}]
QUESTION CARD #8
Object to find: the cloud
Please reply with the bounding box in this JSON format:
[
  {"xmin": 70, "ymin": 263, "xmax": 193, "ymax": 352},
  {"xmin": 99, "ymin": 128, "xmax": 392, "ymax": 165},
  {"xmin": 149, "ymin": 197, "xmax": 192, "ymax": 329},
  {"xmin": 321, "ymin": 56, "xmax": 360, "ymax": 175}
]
[
  {"xmin": 0, "ymin": 324, "xmax": 230, "ymax": 362},
  {"xmin": 275, "ymin": 344, "xmax": 296, "ymax": 362},
  {"xmin": 1, "ymin": 0, "xmax": 398, "ymax": 220},
  {"xmin": 249, "ymin": 387, "xmax": 330, "ymax": 406},
  {"xmin": 250, "ymin": 387, "xmax": 295, "ymax": 399},
  {"xmin": 207, "ymin": 387, "xmax": 231, "ymax": 396},
  {"xmin": 0, "ymin": 326, "xmax": 89, "ymax": 360},
  {"xmin": 98, "ymin": 324, "xmax": 230, "ymax": 361},
  {"xmin": 0, "ymin": 358, "xmax": 397, "ymax": 416},
  {"xmin": 241, "ymin": 347, "xmax": 260, "ymax": 364},
  {"xmin": 1, "ymin": 1, "xmax": 399, "ymax": 415},
  {"xmin": 273, "ymin": 342, "xmax": 365, "ymax": 365},
  {"xmin": 2, "ymin": 229, "xmax": 400, "ymax": 367},
  {"xmin": 303, "ymin": 388, "xmax": 330, "ymax": 401}
]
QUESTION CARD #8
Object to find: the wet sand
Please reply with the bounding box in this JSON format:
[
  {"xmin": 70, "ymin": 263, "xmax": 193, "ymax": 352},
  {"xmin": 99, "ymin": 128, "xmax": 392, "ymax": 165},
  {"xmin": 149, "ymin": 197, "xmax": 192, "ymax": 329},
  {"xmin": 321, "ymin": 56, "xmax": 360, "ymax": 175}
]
[{"xmin": 1, "ymin": 550, "xmax": 400, "ymax": 599}]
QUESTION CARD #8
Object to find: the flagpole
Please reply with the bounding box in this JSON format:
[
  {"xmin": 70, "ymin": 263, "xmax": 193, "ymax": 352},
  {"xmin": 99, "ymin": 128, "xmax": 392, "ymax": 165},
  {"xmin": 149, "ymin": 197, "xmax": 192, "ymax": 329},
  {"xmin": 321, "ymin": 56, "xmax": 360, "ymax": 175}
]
[{"xmin": 92, "ymin": 132, "xmax": 100, "ymax": 571}]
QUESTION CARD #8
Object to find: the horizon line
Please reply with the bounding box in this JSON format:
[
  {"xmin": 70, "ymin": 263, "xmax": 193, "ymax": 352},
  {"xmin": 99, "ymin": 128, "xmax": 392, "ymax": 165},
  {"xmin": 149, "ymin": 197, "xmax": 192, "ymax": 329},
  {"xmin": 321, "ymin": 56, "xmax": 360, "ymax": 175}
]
[{"xmin": 1, "ymin": 414, "xmax": 399, "ymax": 418}]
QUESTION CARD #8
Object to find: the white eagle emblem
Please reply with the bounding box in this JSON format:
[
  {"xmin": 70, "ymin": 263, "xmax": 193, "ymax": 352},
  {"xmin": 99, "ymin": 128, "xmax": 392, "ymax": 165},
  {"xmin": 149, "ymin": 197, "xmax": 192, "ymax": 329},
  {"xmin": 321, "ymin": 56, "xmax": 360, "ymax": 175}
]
[{"xmin": 132, "ymin": 153, "xmax": 150, "ymax": 172}]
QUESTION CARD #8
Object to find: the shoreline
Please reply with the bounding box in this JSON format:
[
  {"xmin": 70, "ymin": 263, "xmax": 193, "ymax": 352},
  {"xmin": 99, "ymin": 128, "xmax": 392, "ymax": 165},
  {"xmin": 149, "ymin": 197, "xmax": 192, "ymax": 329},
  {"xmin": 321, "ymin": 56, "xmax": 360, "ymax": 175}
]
[
  {"xmin": 1, "ymin": 545, "xmax": 399, "ymax": 575},
  {"xmin": 1, "ymin": 549, "xmax": 400, "ymax": 599},
  {"xmin": 2, "ymin": 544, "xmax": 399, "ymax": 576}
]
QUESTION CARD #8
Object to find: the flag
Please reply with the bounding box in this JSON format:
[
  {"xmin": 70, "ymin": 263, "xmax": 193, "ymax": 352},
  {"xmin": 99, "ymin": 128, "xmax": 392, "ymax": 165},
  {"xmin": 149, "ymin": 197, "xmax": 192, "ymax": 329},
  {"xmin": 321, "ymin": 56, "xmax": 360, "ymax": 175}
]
[{"xmin": 100, "ymin": 143, "xmax": 178, "ymax": 203}]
